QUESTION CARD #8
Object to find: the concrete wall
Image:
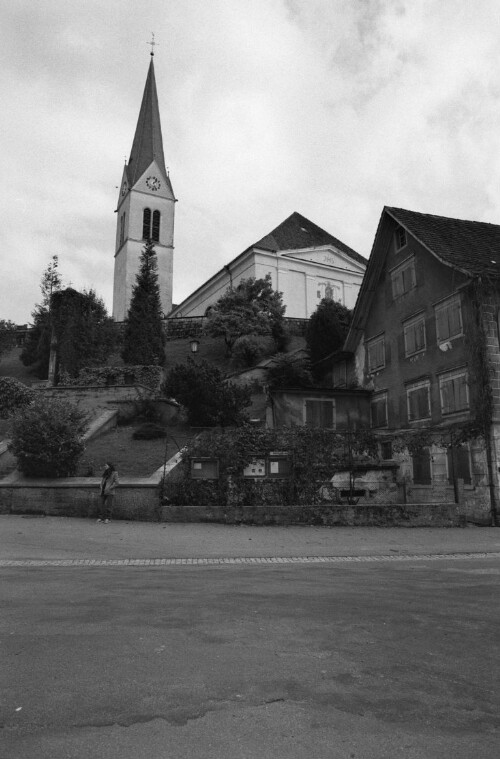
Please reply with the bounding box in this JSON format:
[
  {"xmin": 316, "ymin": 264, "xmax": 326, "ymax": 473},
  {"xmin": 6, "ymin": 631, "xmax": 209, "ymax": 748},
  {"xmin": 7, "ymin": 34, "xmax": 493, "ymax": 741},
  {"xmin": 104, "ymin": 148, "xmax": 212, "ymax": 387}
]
[{"xmin": 270, "ymin": 389, "xmax": 371, "ymax": 430}]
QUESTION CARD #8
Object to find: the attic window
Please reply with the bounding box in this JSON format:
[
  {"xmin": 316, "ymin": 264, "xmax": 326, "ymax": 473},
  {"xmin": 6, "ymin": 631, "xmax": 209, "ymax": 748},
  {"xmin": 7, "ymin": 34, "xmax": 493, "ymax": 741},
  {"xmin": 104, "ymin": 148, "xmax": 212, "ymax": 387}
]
[{"xmin": 395, "ymin": 227, "xmax": 407, "ymax": 251}]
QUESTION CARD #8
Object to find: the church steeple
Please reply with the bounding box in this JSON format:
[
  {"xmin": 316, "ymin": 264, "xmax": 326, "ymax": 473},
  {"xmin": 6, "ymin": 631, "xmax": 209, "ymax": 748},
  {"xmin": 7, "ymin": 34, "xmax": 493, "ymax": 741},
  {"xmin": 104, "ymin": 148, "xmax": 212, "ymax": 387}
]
[
  {"xmin": 112, "ymin": 51, "xmax": 176, "ymax": 321},
  {"xmin": 126, "ymin": 57, "xmax": 174, "ymax": 198}
]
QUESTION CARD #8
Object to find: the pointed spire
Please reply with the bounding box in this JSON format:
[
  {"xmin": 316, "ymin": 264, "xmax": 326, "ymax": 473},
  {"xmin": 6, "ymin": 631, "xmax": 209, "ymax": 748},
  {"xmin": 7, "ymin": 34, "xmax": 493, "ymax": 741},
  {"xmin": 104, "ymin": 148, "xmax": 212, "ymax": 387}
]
[{"xmin": 126, "ymin": 57, "xmax": 173, "ymax": 193}]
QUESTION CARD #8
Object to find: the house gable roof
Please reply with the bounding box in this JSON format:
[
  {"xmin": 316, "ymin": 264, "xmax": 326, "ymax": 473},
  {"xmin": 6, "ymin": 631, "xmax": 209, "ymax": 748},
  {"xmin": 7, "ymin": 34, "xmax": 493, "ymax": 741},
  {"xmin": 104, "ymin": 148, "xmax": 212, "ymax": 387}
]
[
  {"xmin": 386, "ymin": 207, "xmax": 500, "ymax": 279},
  {"xmin": 344, "ymin": 206, "xmax": 500, "ymax": 353},
  {"xmin": 253, "ymin": 212, "xmax": 366, "ymax": 266}
]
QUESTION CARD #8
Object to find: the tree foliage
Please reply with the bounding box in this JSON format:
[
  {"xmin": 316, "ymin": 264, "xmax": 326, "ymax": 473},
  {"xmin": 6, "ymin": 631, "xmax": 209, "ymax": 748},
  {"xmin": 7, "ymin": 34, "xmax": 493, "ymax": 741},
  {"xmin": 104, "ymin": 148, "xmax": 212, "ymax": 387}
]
[
  {"xmin": 122, "ymin": 239, "xmax": 165, "ymax": 366},
  {"xmin": 0, "ymin": 320, "xmax": 17, "ymax": 360},
  {"xmin": 306, "ymin": 298, "xmax": 352, "ymax": 380},
  {"xmin": 20, "ymin": 256, "xmax": 63, "ymax": 378},
  {"xmin": 8, "ymin": 397, "xmax": 89, "ymax": 477},
  {"xmin": 0, "ymin": 378, "xmax": 35, "ymax": 419},
  {"xmin": 205, "ymin": 274, "xmax": 286, "ymax": 355},
  {"xmin": 50, "ymin": 288, "xmax": 116, "ymax": 379},
  {"xmin": 163, "ymin": 358, "xmax": 252, "ymax": 427},
  {"xmin": 266, "ymin": 354, "xmax": 313, "ymax": 390}
]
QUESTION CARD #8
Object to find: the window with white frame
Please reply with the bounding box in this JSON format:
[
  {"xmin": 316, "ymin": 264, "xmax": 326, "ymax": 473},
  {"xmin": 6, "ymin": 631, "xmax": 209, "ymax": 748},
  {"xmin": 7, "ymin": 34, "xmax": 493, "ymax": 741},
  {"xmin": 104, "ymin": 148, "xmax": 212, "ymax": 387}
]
[
  {"xmin": 407, "ymin": 379, "xmax": 431, "ymax": 422},
  {"xmin": 366, "ymin": 335, "xmax": 385, "ymax": 373},
  {"xmin": 371, "ymin": 392, "xmax": 388, "ymax": 428},
  {"xmin": 403, "ymin": 313, "xmax": 426, "ymax": 357},
  {"xmin": 391, "ymin": 258, "xmax": 416, "ymax": 299},
  {"xmin": 395, "ymin": 226, "xmax": 407, "ymax": 251},
  {"xmin": 435, "ymin": 294, "xmax": 463, "ymax": 344},
  {"xmin": 439, "ymin": 369, "xmax": 469, "ymax": 415},
  {"xmin": 304, "ymin": 399, "xmax": 335, "ymax": 428}
]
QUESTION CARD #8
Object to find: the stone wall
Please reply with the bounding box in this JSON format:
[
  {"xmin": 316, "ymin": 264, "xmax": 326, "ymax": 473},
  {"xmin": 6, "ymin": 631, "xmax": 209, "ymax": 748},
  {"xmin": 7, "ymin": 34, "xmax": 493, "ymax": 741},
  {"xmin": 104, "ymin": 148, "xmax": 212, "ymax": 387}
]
[
  {"xmin": 0, "ymin": 479, "xmax": 459, "ymax": 526},
  {"xmin": 160, "ymin": 501, "xmax": 460, "ymax": 527},
  {"xmin": 0, "ymin": 480, "xmax": 161, "ymax": 522}
]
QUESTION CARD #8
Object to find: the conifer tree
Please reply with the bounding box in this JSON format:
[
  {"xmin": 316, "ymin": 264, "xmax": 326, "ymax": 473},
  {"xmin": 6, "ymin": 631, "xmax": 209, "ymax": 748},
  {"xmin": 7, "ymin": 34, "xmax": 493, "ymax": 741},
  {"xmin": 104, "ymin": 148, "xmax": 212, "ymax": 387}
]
[{"xmin": 122, "ymin": 240, "xmax": 165, "ymax": 365}]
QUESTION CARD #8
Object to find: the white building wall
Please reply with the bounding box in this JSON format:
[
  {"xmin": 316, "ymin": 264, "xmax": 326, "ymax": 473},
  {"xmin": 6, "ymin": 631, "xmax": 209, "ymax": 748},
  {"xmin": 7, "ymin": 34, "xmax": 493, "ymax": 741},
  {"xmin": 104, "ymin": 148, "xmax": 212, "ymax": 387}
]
[{"xmin": 170, "ymin": 246, "xmax": 365, "ymax": 320}]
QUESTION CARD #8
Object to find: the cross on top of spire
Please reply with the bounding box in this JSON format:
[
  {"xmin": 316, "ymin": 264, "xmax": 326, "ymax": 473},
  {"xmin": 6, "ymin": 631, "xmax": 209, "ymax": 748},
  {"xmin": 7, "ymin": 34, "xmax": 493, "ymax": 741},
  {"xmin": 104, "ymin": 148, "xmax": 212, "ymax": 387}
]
[{"xmin": 147, "ymin": 33, "xmax": 158, "ymax": 56}]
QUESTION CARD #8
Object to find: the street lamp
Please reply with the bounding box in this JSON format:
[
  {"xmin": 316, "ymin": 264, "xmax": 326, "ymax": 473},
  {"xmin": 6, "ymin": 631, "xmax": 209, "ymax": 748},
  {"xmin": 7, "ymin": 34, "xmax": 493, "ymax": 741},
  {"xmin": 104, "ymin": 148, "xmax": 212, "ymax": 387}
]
[{"xmin": 189, "ymin": 338, "xmax": 200, "ymax": 354}]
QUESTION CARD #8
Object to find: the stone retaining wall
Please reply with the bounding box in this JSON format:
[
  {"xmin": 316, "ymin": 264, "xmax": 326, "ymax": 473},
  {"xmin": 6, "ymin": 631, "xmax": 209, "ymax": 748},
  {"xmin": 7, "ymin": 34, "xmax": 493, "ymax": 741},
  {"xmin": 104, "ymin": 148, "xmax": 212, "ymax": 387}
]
[{"xmin": 0, "ymin": 480, "xmax": 460, "ymax": 526}]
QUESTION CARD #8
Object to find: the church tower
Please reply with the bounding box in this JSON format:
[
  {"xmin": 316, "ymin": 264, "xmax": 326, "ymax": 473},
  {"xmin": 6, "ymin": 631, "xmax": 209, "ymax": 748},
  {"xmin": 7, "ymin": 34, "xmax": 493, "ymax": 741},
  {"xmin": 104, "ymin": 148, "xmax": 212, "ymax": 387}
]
[{"xmin": 113, "ymin": 52, "xmax": 176, "ymax": 321}]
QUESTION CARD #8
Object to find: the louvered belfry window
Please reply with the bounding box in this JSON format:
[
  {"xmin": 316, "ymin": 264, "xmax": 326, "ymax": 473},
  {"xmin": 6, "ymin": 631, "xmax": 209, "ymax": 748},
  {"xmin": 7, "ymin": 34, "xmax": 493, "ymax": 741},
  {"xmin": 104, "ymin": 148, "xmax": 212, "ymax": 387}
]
[
  {"xmin": 143, "ymin": 208, "xmax": 152, "ymax": 240},
  {"xmin": 152, "ymin": 210, "xmax": 161, "ymax": 242},
  {"xmin": 142, "ymin": 208, "xmax": 161, "ymax": 241}
]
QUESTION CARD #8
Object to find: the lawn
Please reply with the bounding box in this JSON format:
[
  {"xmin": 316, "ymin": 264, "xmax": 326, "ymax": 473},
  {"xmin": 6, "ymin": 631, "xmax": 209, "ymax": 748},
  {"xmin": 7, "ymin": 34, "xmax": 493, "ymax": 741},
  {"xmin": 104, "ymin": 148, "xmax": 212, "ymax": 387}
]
[{"xmin": 76, "ymin": 423, "xmax": 194, "ymax": 478}]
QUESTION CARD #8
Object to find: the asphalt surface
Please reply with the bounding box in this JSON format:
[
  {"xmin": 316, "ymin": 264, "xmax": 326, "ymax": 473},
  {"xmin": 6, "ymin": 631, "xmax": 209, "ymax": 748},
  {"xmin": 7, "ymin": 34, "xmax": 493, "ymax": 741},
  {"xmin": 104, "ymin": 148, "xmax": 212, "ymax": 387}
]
[{"xmin": 1, "ymin": 517, "xmax": 499, "ymax": 759}]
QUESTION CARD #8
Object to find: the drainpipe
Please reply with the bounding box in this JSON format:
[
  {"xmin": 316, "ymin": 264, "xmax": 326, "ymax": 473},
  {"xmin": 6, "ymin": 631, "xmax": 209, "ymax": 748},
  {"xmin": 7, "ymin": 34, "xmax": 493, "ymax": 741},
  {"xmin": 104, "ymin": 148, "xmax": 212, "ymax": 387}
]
[{"xmin": 485, "ymin": 426, "xmax": 499, "ymax": 526}]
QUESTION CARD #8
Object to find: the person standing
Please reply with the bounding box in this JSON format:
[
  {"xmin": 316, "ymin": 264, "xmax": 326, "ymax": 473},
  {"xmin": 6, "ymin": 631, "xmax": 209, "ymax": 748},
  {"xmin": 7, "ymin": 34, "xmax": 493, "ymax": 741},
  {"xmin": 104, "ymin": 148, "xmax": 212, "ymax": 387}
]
[{"xmin": 97, "ymin": 463, "xmax": 119, "ymax": 523}]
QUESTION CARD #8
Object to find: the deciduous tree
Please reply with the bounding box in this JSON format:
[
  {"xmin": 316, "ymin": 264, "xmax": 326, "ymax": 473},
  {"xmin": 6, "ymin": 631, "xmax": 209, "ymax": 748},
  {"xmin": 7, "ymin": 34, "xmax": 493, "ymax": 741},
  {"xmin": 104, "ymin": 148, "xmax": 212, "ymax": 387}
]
[
  {"xmin": 163, "ymin": 358, "xmax": 251, "ymax": 427},
  {"xmin": 205, "ymin": 275, "xmax": 286, "ymax": 355}
]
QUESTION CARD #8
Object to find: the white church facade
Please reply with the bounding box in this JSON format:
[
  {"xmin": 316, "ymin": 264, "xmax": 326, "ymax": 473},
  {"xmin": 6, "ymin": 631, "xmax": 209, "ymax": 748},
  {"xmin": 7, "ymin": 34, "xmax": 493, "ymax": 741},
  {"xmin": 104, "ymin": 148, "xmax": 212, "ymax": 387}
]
[
  {"xmin": 169, "ymin": 212, "xmax": 366, "ymax": 320},
  {"xmin": 112, "ymin": 58, "xmax": 366, "ymax": 322}
]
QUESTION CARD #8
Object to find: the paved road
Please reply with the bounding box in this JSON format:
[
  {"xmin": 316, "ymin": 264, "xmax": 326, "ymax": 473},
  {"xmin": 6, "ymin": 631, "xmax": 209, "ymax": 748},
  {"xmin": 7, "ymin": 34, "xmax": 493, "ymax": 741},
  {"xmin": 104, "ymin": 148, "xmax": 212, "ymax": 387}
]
[
  {"xmin": 1, "ymin": 517, "xmax": 499, "ymax": 759},
  {"xmin": 2, "ymin": 515, "xmax": 500, "ymax": 561}
]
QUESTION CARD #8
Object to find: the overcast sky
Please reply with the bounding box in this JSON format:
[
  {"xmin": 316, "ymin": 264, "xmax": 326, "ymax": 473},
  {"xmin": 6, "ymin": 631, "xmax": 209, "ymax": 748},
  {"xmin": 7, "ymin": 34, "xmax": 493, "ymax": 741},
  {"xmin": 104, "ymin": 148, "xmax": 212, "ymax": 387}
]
[{"xmin": 1, "ymin": 0, "xmax": 500, "ymax": 324}]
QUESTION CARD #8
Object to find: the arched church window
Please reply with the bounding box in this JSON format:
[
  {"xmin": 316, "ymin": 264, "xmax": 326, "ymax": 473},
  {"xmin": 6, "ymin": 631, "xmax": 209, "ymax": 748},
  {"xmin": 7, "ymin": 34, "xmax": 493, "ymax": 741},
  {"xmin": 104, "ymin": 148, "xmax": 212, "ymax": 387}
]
[
  {"xmin": 119, "ymin": 212, "xmax": 126, "ymax": 246},
  {"xmin": 142, "ymin": 208, "xmax": 152, "ymax": 240},
  {"xmin": 152, "ymin": 210, "xmax": 161, "ymax": 242}
]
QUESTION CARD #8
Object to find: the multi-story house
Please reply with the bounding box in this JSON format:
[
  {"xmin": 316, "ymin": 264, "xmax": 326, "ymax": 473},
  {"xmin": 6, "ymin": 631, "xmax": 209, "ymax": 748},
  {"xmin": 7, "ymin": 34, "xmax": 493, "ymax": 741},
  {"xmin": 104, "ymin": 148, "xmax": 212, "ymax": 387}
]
[{"xmin": 343, "ymin": 206, "xmax": 500, "ymax": 525}]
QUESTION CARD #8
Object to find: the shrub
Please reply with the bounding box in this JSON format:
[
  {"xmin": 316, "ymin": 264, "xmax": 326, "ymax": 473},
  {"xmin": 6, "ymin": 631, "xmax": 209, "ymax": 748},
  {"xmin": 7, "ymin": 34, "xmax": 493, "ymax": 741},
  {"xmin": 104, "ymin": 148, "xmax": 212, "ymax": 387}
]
[
  {"xmin": 266, "ymin": 354, "xmax": 313, "ymax": 389},
  {"xmin": 8, "ymin": 397, "xmax": 89, "ymax": 477},
  {"xmin": 132, "ymin": 422, "xmax": 167, "ymax": 440},
  {"xmin": 0, "ymin": 378, "xmax": 35, "ymax": 419},
  {"xmin": 231, "ymin": 335, "xmax": 266, "ymax": 368},
  {"xmin": 163, "ymin": 358, "xmax": 251, "ymax": 427}
]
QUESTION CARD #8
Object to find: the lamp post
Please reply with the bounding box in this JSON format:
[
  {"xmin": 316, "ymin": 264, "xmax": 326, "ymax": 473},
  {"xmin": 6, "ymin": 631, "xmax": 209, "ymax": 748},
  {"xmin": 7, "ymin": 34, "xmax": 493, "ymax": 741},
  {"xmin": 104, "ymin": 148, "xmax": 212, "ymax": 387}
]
[{"xmin": 189, "ymin": 338, "xmax": 200, "ymax": 355}]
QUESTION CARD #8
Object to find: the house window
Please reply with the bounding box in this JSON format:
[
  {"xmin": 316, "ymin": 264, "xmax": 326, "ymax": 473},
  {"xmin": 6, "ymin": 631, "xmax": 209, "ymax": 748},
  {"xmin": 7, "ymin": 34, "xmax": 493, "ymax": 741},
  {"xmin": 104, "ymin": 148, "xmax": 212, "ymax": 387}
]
[
  {"xmin": 447, "ymin": 445, "xmax": 472, "ymax": 485},
  {"xmin": 304, "ymin": 399, "xmax": 335, "ymax": 428},
  {"xmin": 371, "ymin": 392, "xmax": 388, "ymax": 428},
  {"xmin": 407, "ymin": 380, "xmax": 431, "ymax": 422},
  {"xmin": 439, "ymin": 369, "xmax": 468, "ymax": 415},
  {"xmin": 332, "ymin": 361, "xmax": 347, "ymax": 388},
  {"xmin": 152, "ymin": 210, "xmax": 161, "ymax": 242},
  {"xmin": 435, "ymin": 295, "xmax": 463, "ymax": 344},
  {"xmin": 403, "ymin": 313, "xmax": 426, "ymax": 357},
  {"xmin": 395, "ymin": 226, "xmax": 407, "ymax": 251},
  {"xmin": 412, "ymin": 447, "xmax": 432, "ymax": 484},
  {"xmin": 366, "ymin": 335, "xmax": 385, "ymax": 372},
  {"xmin": 391, "ymin": 258, "xmax": 416, "ymax": 299},
  {"xmin": 142, "ymin": 208, "xmax": 152, "ymax": 239}
]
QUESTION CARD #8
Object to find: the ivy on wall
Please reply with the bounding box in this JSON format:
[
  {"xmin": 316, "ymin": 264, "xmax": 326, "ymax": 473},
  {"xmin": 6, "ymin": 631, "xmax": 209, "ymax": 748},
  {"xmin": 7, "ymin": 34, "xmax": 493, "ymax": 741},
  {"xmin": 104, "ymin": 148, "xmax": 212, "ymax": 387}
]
[{"xmin": 164, "ymin": 425, "xmax": 378, "ymax": 507}]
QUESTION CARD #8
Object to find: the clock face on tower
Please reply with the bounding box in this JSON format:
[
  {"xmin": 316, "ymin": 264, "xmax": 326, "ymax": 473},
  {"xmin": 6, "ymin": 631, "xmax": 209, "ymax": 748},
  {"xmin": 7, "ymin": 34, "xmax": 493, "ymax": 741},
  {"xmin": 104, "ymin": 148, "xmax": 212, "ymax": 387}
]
[{"xmin": 146, "ymin": 175, "xmax": 161, "ymax": 192}]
